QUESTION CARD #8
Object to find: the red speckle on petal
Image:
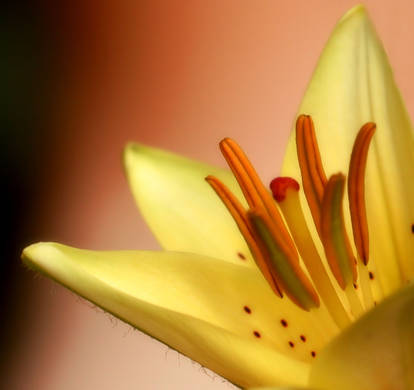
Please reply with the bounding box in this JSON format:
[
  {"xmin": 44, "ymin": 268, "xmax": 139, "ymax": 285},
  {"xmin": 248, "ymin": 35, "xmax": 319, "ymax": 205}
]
[
  {"xmin": 300, "ymin": 335, "xmax": 306, "ymax": 342},
  {"xmin": 280, "ymin": 319, "xmax": 288, "ymax": 327},
  {"xmin": 289, "ymin": 341, "xmax": 294, "ymax": 348},
  {"xmin": 311, "ymin": 351, "xmax": 316, "ymax": 357},
  {"xmin": 253, "ymin": 331, "xmax": 261, "ymax": 338},
  {"xmin": 243, "ymin": 306, "xmax": 251, "ymax": 314},
  {"xmin": 237, "ymin": 252, "xmax": 246, "ymax": 260}
]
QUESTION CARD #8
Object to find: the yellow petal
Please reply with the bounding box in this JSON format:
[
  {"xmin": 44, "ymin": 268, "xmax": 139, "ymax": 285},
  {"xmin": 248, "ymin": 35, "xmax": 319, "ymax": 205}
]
[
  {"xmin": 309, "ymin": 282, "xmax": 414, "ymax": 390},
  {"xmin": 22, "ymin": 242, "xmax": 310, "ymax": 387},
  {"xmin": 248, "ymin": 388, "xmax": 312, "ymax": 390},
  {"xmin": 282, "ymin": 5, "xmax": 414, "ymax": 295},
  {"xmin": 248, "ymin": 388, "xmax": 314, "ymax": 390},
  {"xmin": 124, "ymin": 143, "xmax": 254, "ymax": 265}
]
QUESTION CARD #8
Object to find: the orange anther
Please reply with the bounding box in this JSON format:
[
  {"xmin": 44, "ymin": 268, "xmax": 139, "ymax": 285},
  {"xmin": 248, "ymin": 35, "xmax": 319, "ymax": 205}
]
[
  {"xmin": 321, "ymin": 174, "xmax": 357, "ymax": 289},
  {"xmin": 248, "ymin": 208, "xmax": 320, "ymax": 311},
  {"xmin": 296, "ymin": 115, "xmax": 327, "ymax": 234},
  {"xmin": 206, "ymin": 175, "xmax": 283, "ymax": 297},
  {"xmin": 348, "ymin": 123, "xmax": 376, "ymax": 265},
  {"xmin": 219, "ymin": 138, "xmax": 298, "ymax": 261}
]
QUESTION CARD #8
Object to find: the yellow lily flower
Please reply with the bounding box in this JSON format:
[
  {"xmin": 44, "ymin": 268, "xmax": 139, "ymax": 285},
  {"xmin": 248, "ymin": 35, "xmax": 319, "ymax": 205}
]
[{"xmin": 22, "ymin": 5, "xmax": 414, "ymax": 390}]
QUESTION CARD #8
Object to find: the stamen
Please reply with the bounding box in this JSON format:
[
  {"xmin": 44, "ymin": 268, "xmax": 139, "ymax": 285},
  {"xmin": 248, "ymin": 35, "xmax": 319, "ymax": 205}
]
[
  {"xmin": 296, "ymin": 115, "xmax": 327, "ymax": 234},
  {"xmin": 271, "ymin": 177, "xmax": 351, "ymax": 328},
  {"xmin": 320, "ymin": 174, "xmax": 365, "ymax": 317},
  {"xmin": 210, "ymin": 119, "xmax": 378, "ymax": 318},
  {"xmin": 345, "ymin": 283, "xmax": 364, "ymax": 318},
  {"xmin": 206, "ymin": 175, "xmax": 283, "ymax": 297},
  {"xmin": 348, "ymin": 123, "xmax": 376, "ymax": 265},
  {"xmin": 357, "ymin": 261, "xmax": 375, "ymax": 310},
  {"xmin": 320, "ymin": 174, "xmax": 357, "ymax": 289},
  {"xmin": 248, "ymin": 208, "xmax": 320, "ymax": 311},
  {"xmin": 219, "ymin": 138, "xmax": 298, "ymax": 260}
]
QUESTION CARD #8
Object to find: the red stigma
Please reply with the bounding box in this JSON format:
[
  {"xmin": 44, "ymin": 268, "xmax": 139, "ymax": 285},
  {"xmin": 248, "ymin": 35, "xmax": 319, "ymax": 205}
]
[{"xmin": 270, "ymin": 177, "xmax": 300, "ymax": 202}]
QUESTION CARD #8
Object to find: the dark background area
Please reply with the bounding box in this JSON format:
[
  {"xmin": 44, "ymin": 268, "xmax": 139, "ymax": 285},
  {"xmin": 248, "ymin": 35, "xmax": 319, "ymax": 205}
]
[{"xmin": 0, "ymin": 0, "xmax": 53, "ymax": 372}]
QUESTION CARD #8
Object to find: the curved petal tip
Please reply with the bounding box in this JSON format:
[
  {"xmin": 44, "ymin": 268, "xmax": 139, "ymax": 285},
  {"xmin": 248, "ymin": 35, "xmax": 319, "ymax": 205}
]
[{"xmin": 310, "ymin": 283, "xmax": 414, "ymax": 390}]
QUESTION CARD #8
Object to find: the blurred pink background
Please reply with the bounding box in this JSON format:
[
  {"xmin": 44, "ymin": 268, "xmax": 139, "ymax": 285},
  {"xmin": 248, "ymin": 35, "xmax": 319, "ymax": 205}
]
[{"xmin": 5, "ymin": 1, "xmax": 414, "ymax": 389}]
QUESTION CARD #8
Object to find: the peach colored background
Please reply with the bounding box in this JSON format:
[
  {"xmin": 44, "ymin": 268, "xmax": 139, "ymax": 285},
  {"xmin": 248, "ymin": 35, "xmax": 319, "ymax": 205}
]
[{"xmin": 7, "ymin": 1, "xmax": 414, "ymax": 389}]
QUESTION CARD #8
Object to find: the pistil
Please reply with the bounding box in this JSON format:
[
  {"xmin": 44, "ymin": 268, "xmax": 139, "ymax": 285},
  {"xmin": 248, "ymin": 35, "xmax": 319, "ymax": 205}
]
[{"xmin": 270, "ymin": 177, "xmax": 351, "ymax": 327}]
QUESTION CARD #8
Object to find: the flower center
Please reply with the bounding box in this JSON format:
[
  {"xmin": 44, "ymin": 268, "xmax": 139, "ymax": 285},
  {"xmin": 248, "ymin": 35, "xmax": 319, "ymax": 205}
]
[{"xmin": 207, "ymin": 115, "xmax": 377, "ymax": 329}]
